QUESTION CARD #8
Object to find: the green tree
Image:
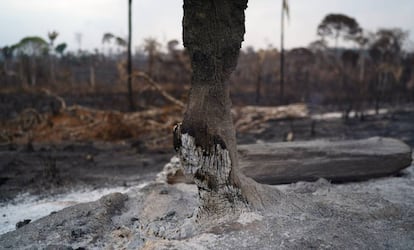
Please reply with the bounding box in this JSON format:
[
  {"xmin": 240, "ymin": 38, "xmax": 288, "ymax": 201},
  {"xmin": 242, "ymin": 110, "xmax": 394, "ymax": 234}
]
[
  {"xmin": 317, "ymin": 13, "xmax": 361, "ymax": 52},
  {"xmin": 102, "ymin": 33, "xmax": 127, "ymax": 53},
  {"xmin": 16, "ymin": 36, "xmax": 48, "ymax": 56},
  {"xmin": 14, "ymin": 36, "xmax": 49, "ymax": 85},
  {"xmin": 48, "ymin": 31, "xmax": 59, "ymax": 47},
  {"xmin": 55, "ymin": 43, "xmax": 67, "ymax": 57}
]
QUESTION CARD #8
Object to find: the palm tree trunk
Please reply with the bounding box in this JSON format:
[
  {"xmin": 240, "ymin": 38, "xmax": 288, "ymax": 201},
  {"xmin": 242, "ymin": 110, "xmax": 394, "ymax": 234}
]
[
  {"xmin": 255, "ymin": 72, "xmax": 262, "ymax": 104},
  {"xmin": 279, "ymin": 2, "xmax": 285, "ymax": 105},
  {"xmin": 89, "ymin": 65, "xmax": 95, "ymax": 88},
  {"xmin": 127, "ymin": 0, "xmax": 135, "ymax": 111},
  {"xmin": 50, "ymin": 41, "xmax": 56, "ymax": 85},
  {"xmin": 375, "ymin": 72, "xmax": 382, "ymax": 115},
  {"xmin": 50, "ymin": 57, "xmax": 56, "ymax": 84},
  {"xmin": 30, "ymin": 57, "xmax": 36, "ymax": 86},
  {"xmin": 18, "ymin": 60, "xmax": 24, "ymax": 85},
  {"xmin": 335, "ymin": 30, "xmax": 340, "ymax": 57},
  {"xmin": 148, "ymin": 52, "xmax": 154, "ymax": 78},
  {"xmin": 255, "ymin": 58, "xmax": 263, "ymax": 104},
  {"xmin": 3, "ymin": 59, "xmax": 8, "ymax": 73}
]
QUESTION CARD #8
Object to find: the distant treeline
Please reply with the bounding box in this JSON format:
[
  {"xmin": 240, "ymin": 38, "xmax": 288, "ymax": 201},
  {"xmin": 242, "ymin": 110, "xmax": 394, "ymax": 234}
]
[{"xmin": 1, "ymin": 14, "xmax": 413, "ymax": 115}]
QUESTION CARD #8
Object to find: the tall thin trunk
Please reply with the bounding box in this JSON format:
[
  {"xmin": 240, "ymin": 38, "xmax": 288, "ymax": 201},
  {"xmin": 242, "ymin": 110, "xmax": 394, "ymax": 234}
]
[
  {"xmin": 50, "ymin": 41, "xmax": 56, "ymax": 85},
  {"xmin": 148, "ymin": 52, "xmax": 154, "ymax": 78},
  {"xmin": 304, "ymin": 70, "xmax": 309, "ymax": 102},
  {"xmin": 358, "ymin": 47, "xmax": 365, "ymax": 118},
  {"xmin": 89, "ymin": 65, "xmax": 95, "ymax": 88},
  {"xmin": 255, "ymin": 72, "xmax": 262, "ymax": 104},
  {"xmin": 50, "ymin": 56, "xmax": 56, "ymax": 84},
  {"xmin": 3, "ymin": 59, "xmax": 8, "ymax": 73},
  {"xmin": 359, "ymin": 54, "xmax": 365, "ymax": 83},
  {"xmin": 335, "ymin": 30, "xmax": 340, "ymax": 58},
  {"xmin": 18, "ymin": 60, "xmax": 24, "ymax": 85},
  {"xmin": 255, "ymin": 56, "xmax": 263, "ymax": 104},
  {"xmin": 279, "ymin": 2, "xmax": 285, "ymax": 105},
  {"xmin": 127, "ymin": 0, "xmax": 135, "ymax": 111},
  {"xmin": 175, "ymin": 0, "xmax": 271, "ymax": 223},
  {"xmin": 30, "ymin": 57, "xmax": 36, "ymax": 86},
  {"xmin": 375, "ymin": 72, "xmax": 382, "ymax": 115},
  {"xmin": 335, "ymin": 34, "xmax": 339, "ymax": 51}
]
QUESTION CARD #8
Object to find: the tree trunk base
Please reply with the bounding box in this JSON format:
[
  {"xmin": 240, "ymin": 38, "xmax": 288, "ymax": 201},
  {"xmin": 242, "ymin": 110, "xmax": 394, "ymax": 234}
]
[
  {"xmin": 174, "ymin": 125, "xmax": 283, "ymax": 225},
  {"xmin": 177, "ymin": 132, "xmax": 250, "ymax": 223}
]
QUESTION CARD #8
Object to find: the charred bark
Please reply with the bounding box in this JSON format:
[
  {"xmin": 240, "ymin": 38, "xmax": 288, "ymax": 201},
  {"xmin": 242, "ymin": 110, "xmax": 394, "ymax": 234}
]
[{"xmin": 175, "ymin": 0, "xmax": 274, "ymax": 222}]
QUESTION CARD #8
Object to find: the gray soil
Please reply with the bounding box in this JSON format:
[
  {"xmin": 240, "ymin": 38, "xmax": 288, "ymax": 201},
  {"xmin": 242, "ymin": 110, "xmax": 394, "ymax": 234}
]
[{"xmin": 1, "ymin": 159, "xmax": 413, "ymax": 249}]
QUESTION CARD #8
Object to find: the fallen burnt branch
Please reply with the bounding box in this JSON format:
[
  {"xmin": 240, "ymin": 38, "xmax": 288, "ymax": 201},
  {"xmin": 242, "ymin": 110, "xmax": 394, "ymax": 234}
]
[
  {"xmin": 133, "ymin": 71, "xmax": 185, "ymax": 108},
  {"xmin": 1, "ymin": 103, "xmax": 182, "ymax": 150},
  {"xmin": 233, "ymin": 103, "xmax": 308, "ymax": 132},
  {"xmin": 40, "ymin": 88, "xmax": 67, "ymax": 113}
]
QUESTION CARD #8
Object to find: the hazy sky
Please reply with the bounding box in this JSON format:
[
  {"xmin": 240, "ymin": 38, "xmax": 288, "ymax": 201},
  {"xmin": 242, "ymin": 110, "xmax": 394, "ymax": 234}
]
[{"xmin": 0, "ymin": 0, "xmax": 413, "ymax": 52}]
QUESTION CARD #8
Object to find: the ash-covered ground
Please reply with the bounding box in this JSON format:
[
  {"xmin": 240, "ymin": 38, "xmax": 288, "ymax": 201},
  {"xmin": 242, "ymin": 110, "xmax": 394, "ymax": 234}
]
[{"xmin": 0, "ymin": 105, "xmax": 413, "ymax": 248}]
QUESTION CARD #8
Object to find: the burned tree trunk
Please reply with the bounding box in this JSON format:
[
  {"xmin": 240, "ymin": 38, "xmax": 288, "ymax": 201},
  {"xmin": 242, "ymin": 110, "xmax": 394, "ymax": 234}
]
[
  {"xmin": 175, "ymin": 0, "xmax": 272, "ymax": 223},
  {"xmin": 127, "ymin": 0, "xmax": 135, "ymax": 111}
]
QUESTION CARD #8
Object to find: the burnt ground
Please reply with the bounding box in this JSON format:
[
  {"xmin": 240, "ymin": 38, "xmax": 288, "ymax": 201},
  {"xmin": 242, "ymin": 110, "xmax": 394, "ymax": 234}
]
[
  {"xmin": 238, "ymin": 107, "xmax": 414, "ymax": 147},
  {"xmin": 1, "ymin": 107, "xmax": 413, "ymax": 203},
  {"xmin": 0, "ymin": 143, "xmax": 172, "ymax": 202},
  {"xmin": 0, "ymin": 88, "xmax": 413, "ymax": 203}
]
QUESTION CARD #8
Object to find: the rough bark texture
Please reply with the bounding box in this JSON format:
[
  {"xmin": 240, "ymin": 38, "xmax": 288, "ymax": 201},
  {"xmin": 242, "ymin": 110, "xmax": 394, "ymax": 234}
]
[
  {"xmin": 176, "ymin": 0, "xmax": 262, "ymax": 221},
  {"xmin": 181, "ymin": 0, "xmax": 247, "ymax": 150},
  {"xmin": 177, "ymin": 133, "xmax": 248, "ymax": 221}
]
